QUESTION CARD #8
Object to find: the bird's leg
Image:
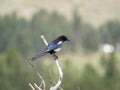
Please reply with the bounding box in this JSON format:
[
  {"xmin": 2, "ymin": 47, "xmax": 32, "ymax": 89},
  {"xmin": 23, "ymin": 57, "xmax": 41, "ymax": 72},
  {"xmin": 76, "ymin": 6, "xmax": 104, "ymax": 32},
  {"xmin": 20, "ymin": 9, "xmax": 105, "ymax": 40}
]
[
  {"xmin": 52, "ymin": 54, "xmax": 58, "ymax": 60},
  {"xmin": 49, "ymin": 51, "xmax": 58, "ymax": 60}
]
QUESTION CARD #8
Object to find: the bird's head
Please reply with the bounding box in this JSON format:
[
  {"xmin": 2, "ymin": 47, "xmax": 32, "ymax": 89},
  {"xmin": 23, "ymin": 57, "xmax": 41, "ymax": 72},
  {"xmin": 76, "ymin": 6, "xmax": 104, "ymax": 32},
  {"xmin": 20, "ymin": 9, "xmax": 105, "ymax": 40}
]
[{"xmin": 59, "ymin": 35, "xmax": 70, "ymax": 42}]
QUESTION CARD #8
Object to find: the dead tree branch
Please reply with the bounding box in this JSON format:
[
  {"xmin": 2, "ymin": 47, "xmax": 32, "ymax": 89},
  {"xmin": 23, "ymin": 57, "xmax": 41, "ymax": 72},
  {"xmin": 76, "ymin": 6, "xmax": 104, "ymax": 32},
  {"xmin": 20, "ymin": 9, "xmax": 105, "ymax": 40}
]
[
  {"xmin": 28, "ymin": 35, "xmax": 63, "ymax": 90},
  {"xmin": 28, "ymin": 60, "xmax": 45, "ymax": 90}
]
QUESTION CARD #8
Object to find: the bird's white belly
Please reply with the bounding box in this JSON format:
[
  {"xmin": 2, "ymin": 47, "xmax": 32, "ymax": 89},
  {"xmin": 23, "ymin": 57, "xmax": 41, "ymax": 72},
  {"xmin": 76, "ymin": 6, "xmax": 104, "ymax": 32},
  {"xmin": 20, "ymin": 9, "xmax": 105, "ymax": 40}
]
[{"xmin": 54, "ymin": 48, "xmax": 61, "ymax": 52}]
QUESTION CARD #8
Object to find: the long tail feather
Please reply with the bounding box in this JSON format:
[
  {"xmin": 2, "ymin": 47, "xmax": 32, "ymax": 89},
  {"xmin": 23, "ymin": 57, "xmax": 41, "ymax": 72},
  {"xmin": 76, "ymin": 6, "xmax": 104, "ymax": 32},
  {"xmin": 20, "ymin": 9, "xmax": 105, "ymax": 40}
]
[{"xmin": 31, "ymin": 50, "xmax": 46, "ymax": 61}]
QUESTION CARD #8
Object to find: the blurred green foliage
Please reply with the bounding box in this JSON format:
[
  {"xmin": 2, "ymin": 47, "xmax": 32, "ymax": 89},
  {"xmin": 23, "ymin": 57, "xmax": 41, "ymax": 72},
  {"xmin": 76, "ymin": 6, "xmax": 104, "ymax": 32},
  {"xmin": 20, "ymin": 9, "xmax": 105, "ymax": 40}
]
[
  {"xmin": 99, "ymin": 20, "xmax": 120, "ymax": 46},
  {"xmin": 0, "ymin": 9, "xmax": 120, "ymax": 90}
]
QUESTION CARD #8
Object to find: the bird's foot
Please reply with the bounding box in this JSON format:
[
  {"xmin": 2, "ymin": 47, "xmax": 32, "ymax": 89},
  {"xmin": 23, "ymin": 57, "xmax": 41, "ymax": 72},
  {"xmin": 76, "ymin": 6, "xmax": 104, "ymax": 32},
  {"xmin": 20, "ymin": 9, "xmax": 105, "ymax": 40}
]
[{"xmin": 53, "ymin": 54, "xmax": 58, "ymax": 60}]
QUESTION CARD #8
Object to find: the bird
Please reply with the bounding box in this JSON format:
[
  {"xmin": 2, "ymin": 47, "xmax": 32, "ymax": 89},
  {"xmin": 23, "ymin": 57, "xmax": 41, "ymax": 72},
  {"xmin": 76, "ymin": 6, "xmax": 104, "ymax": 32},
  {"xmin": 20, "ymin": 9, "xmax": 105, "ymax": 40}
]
[{"xmin": 31, "ymin": 35, "xmax": 70, "ymax": 61}]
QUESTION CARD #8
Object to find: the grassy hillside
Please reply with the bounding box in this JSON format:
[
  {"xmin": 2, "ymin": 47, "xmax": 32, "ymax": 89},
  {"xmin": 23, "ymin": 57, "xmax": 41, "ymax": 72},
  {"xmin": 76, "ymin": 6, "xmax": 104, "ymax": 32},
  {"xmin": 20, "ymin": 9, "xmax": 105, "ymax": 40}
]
[{"xmin": 0, "ymin": 0, "xmax": 120, "ymax": 27}]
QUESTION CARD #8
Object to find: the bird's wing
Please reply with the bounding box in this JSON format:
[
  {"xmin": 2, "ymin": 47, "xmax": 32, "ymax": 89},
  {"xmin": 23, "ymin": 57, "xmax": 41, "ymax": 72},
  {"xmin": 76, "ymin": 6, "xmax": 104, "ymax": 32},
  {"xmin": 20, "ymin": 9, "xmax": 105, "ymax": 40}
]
[{"xmin": 47, "ymin": 43, "xmax": 62, "ymax": 51}]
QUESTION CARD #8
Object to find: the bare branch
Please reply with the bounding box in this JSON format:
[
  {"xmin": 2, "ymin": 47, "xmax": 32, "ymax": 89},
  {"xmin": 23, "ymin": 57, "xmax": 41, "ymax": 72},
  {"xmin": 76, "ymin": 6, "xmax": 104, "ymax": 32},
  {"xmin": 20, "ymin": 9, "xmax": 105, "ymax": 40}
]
[
  {"xmin": 49, "ymin": 70, "xmax": 63, "ymax": 90},
  {"xmin": 55, "ymin": 60, "xmax": 63, "ymax": 79},
  {"xmin": 28, "ymin": 60, "xmax": 45, "ymax": 90},
  {"xmin": 34, "ymin": 83, "xmax": 42, "ymax": 90},
  {"xmin": 50, "ymin": 60, "xmax": 63, "ymax": 90},
  {"xmin": 28, "ymin": 35, "xmax": 64, "ymax": 90},
  {"xmin": 40, "ymin": 35, "xmax": 48, "ymax": 46},
  {"xmin": 29, "ymin": 83, "xmax": 35, "ymax": 90}
]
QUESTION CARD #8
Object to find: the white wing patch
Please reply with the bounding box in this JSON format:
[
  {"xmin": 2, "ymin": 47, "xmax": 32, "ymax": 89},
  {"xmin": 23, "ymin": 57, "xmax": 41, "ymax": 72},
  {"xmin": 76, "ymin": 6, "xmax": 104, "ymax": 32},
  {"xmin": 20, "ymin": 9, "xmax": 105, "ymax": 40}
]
[
  {"xmin": 54, "ymin": 48, "xmax": 61, "ymax": 52},
  {"xmin": 54, "ymin": 41, "xmax": 62, "ymax": 52},
  {"xmin": 58, "ymin": 41, "xmax": 62, "ymax": 44}
]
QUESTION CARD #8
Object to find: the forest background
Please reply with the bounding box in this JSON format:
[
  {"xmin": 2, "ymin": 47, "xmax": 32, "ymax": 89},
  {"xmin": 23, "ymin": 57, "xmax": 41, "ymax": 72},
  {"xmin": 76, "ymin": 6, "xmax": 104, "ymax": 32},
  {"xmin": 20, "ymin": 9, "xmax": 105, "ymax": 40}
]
[{"xmin": 0, "ymin": 0, "xmax": 120, "ymax": 90}]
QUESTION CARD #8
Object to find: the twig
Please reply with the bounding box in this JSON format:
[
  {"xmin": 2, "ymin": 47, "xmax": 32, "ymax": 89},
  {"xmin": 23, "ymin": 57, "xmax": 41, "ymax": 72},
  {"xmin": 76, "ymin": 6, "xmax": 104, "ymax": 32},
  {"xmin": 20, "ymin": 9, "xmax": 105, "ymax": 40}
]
[
  {"xmin": 28, "ymin": 60, "xmax": 45, "ymax": 90},
  {"xmin": 49, "ymin": 70, "xmax": 63, "ymax": 90},
  {"xmin": 41, "ymin": 35, "xmax": 48, "ymax": 46},
  {"xmin": 29, "ymin": 83, "xmax": 35, "ymax": 90},
  {"xmin": 50, "ymin": 60, "xmax": 63, "ymax": 90},
  {"xmin": 34, "ymin": 83, "xmax": 42, "ymax": 90}
]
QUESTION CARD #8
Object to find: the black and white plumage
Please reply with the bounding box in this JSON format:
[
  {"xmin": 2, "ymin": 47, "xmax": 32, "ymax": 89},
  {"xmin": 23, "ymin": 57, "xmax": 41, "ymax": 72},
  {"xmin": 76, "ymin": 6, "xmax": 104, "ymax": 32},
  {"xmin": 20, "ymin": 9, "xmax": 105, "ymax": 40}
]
[{"xmin": 31, "ymin": 35, "xmax": 70, "ymax": 61}]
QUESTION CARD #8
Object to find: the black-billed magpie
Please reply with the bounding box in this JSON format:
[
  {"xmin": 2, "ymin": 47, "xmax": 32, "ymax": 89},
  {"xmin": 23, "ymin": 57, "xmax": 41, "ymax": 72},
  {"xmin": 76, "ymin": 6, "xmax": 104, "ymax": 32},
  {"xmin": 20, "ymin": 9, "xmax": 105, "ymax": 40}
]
[{"xmin": 31, "ymin": 35, "xmax": 70, "ymax": 61}]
